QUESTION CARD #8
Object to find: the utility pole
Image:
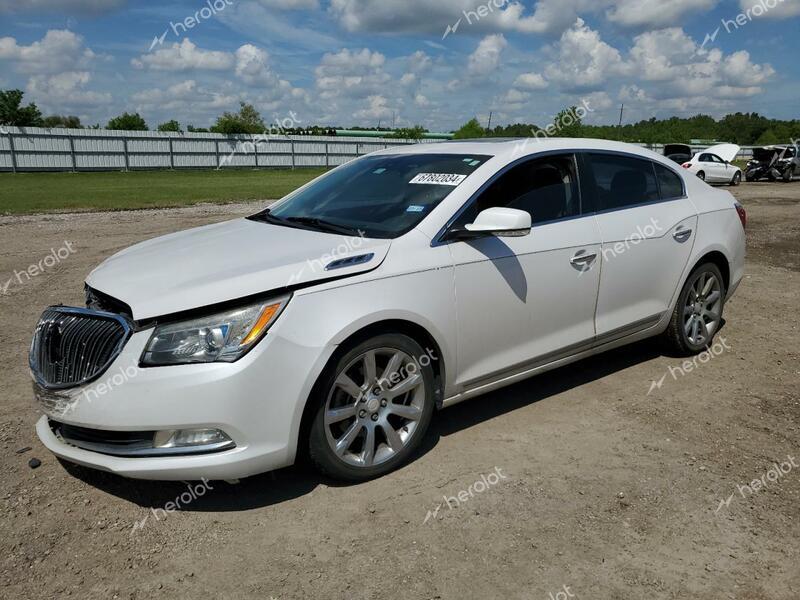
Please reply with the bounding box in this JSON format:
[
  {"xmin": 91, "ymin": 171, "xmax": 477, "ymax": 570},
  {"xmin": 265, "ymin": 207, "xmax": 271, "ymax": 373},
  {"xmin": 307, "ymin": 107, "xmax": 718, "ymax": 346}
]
[
  {"xmin": 487, "ymin": 111, "xmax": 493, "ymax": 132},
  {"xmin": 618, "ymin": 104, "xmax": 624, "ymax": 127}
]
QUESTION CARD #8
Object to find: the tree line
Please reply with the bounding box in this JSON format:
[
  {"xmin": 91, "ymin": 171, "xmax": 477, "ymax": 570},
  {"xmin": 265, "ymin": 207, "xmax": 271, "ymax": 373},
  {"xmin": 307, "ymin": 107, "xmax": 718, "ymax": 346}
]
[
  {"xmin": 453, "ymin": 110, "xmax": 800, "ymax": 146},
  {"xmin": 2, "ymin": 88, "xmax": 798, "ymax": 145}
]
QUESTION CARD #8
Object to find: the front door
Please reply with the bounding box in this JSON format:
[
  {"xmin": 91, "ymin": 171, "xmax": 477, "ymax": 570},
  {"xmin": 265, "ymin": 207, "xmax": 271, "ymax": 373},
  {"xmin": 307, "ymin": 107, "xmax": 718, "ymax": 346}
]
[{"xmin": 444, "ymin": 153, "xmax": 602, "ymax": 389}]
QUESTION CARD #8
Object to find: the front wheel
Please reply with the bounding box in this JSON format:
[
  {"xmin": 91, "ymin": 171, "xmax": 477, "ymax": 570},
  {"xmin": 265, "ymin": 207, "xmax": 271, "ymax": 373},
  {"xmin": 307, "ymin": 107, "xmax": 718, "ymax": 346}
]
[
  {"xmin": 664, "ymin": 263, "xmax": 725, "ymax": 355},
  {"xmin": 308, "ymin": 333, "xmax": 435, "ymax": 481},
  {"xmin": 729, "ymin": 171, "xmax": 741, "ymax": 186},
  {"xmin": 783, "ymin": 166, "xmax": 795, "ymax": 182}
]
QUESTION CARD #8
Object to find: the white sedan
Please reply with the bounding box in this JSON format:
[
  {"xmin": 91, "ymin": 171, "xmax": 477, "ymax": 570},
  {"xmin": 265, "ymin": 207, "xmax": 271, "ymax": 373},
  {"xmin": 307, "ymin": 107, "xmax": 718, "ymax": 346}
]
[
  {"xmin": 682, "ymin": 143, "xmax": 742, "ymax": 185},
  {"xmin": 31, "ymin": 139, "xmax": 746, "ymax": 482}
]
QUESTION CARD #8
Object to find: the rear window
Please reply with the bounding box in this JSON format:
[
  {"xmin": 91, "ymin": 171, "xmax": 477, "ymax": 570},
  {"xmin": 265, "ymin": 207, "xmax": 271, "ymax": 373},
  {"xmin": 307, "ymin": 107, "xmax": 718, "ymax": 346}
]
[
  {"xmin": 587, "ymin": 153, "xmax": 660, "ymax": 211},
  {"xmin": 654, "ymin": 163, "xmax": 684, "ymax": 199}
]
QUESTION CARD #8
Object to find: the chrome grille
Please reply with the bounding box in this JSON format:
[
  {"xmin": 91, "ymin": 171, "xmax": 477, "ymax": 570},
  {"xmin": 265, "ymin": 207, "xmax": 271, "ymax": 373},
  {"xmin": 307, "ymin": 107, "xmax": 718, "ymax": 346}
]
[{"xmin": 30, "ymin": 307, "xmax": 132, "ymax": 389}]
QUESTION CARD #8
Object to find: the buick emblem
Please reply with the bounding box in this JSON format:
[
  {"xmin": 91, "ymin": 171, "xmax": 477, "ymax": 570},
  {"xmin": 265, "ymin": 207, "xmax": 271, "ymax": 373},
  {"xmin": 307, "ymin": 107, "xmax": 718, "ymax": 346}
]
[{"xmin": 43, "ymin": 321, "xmax": 64, "ymax": 364}]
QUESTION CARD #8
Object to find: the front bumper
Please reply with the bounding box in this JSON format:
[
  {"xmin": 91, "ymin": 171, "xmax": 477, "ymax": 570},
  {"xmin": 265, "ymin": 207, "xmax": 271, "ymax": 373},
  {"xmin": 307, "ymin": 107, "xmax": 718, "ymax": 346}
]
[{"xmin": 34, "ymin": 323, "xmax": 334, "ymax": 481}]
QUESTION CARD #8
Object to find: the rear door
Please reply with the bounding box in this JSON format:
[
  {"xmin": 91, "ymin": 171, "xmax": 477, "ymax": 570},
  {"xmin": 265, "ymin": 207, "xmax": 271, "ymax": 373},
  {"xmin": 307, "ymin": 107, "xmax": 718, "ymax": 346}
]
[
  {"xmin": 583, "ymin": 153, "xmax": 697, "ymax": 340},
  {"xmin": 698, "ymin": 153, "xmax": 725, "ymax": 182}
]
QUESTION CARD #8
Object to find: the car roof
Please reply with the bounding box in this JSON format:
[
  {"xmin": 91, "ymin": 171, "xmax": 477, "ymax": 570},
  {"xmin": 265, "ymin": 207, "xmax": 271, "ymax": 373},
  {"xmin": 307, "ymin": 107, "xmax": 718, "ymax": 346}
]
[{"xmin": 370, "ymin": 137, "xmax": 671, "ymax": 164}]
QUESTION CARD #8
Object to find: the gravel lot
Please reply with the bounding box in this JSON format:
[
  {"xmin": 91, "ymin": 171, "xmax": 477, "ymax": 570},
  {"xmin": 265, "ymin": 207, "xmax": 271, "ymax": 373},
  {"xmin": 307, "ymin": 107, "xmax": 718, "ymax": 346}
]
[{"xmin": 1, "ymin": 182, "xmax": 798, "ymax": 600}]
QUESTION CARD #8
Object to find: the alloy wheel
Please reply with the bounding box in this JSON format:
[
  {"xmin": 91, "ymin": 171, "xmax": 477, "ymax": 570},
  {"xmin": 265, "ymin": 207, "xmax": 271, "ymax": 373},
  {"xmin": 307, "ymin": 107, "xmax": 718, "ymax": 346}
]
[
  {"xmin": 683, "ymin": 271, "xmax": 722, "ymax": 346},
  {"xmin": 323, "ymin": 347, "xmax": 427, "ymax": 468}
]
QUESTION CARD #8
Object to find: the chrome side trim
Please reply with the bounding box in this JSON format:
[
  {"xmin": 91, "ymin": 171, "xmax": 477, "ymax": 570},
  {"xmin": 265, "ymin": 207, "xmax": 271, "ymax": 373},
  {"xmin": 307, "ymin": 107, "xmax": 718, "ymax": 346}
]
[{"xmin": 459, "ymin": 313, "xmax": 664, "ymax": 391}]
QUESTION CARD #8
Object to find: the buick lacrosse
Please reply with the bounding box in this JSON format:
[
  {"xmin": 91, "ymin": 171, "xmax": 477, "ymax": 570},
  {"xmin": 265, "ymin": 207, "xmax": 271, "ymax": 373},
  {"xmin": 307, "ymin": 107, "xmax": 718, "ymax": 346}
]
[{"xmin": 31, "ymin": 139, "xmax": 746, "ymax": 481}]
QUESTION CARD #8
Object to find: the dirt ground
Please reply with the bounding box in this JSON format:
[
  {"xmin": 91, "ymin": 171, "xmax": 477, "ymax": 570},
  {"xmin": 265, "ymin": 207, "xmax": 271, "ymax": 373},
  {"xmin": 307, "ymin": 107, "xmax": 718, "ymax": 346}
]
[{"xmin": 1, "ymin": 182, "xmax": 798, "ymax": 600}]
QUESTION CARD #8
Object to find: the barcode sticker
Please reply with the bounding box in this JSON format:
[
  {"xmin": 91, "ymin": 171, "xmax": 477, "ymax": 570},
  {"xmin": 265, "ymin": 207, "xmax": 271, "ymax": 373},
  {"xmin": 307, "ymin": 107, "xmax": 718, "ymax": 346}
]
[{"xmin": 409, "ymin": 173, "xmax": 467, "ymax": 186}]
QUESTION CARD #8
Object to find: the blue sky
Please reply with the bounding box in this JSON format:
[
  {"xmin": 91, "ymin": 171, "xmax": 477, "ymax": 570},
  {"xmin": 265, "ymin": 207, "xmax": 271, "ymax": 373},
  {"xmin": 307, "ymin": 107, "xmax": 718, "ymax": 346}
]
[{"xmin": 1, "ymin": 0, "xmax": 798, "ymax": 131}]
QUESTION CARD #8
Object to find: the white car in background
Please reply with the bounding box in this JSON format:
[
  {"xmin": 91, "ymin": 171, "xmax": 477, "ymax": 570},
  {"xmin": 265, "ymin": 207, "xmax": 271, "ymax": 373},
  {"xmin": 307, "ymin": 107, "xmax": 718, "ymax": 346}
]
[
  {"xmin": 30, "ymin": 139, "xmax": 746, "ymax": 482},
  {"xmin": 682, "ymin": 143, "xmax": 742, "ymax": 185}
]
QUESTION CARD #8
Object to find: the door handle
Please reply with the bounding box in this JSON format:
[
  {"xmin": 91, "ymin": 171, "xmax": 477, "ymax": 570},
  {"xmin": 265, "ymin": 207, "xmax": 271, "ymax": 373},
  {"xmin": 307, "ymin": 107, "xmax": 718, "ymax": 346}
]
[
  {"xmin": 673, "ymin": 227, "xmax": 692, "ymax": 242},
  {"xmin": 570, "ymin": 251, "xmax": 597, "ymax": 266}
]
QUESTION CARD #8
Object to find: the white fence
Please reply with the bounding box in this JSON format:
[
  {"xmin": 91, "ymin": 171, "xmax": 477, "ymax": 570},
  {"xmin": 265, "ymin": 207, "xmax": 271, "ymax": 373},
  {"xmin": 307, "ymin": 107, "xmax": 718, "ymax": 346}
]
[
  {"xmin": 0, "ymin": 127, "xmax": 758, "ymax": 173},
  {"xmin": 0, "ymin": 127, "xmax": 421, "ymax": 172}
]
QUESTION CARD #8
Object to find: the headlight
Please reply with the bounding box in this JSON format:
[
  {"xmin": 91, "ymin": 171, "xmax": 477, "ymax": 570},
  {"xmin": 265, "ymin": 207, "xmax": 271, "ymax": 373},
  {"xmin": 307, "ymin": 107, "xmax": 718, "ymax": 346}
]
[{"xmin": 141, "ymin": 295, "xmax": 289, "ymax": 366}]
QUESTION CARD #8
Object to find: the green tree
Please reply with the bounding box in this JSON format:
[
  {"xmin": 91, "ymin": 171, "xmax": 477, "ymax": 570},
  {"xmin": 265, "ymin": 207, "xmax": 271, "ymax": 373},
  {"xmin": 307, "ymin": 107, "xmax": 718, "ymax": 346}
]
[
  {"xmin": 157, "ymin": 120, "xmax": 182, "ymax": 132},
  {"xmin": 755, "ymin": 128, "xmax": 780, "ymax": 146},
  {"xmin": 107, "ymin": 112, "xmax": 148, "ymax": 131},
  {"xmin": 392, "ymin": 125, "xmax": 427, "ymax": 140},
  {"xmin": 0, "ymin": 89, "xmax": 44, "ymax": 126},
  {"xmin": 211, "ymin": 102, "xmax": 265, "ymax": 135},
  {"xmin": 453, "ymin": 118, "xmax": 485, "ymax": 139},
  {"xmin": 43, "ymin": 115, "xmax": 82, "ymax": 128}
]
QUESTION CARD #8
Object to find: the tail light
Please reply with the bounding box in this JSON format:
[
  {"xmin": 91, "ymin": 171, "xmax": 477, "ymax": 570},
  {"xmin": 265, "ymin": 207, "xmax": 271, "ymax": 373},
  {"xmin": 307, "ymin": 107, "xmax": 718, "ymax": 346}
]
[
  {"xmin": 734, "ymin": 202, "xmax": 746, "ymax": 230},
  {"xmin": 681, "ymin": 163, "xmax": 691, "ymax": 169}
]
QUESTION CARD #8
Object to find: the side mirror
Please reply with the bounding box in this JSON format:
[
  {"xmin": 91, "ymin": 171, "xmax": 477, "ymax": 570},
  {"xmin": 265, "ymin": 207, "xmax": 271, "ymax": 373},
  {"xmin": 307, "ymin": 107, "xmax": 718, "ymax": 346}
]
[{"xmin": 464, "ymin": 207, "xmax": 531, "ymax": 238}]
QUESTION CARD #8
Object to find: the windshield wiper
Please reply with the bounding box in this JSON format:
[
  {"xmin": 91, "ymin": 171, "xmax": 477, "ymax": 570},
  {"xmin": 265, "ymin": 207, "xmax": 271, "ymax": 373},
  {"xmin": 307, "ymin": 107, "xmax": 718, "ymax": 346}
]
[
  {"xmin": 284, "ymin": 216, "xmax": 362, "ymax": 236},
  {"xmin": 248, "ymin": 210, "xmax": 287, "ymax": 226}
]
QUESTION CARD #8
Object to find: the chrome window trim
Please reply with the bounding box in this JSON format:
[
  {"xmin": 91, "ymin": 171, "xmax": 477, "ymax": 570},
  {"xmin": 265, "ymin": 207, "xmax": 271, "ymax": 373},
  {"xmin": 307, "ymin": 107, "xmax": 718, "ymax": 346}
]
[
  {"xmin": 433, "ymin": 147, "xmax": 689, "ymax": 247},
  {"xmin": 432, "ymin": 149, "xmax": 588, "ymax": 247}
]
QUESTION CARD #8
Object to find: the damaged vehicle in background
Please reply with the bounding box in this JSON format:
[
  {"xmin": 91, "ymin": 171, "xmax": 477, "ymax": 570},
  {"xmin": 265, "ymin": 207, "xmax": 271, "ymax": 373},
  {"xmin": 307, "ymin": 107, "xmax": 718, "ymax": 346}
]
[
  {"xmin": 682, "ymin": 143, "xmax": 742, "ymax": 186},
  {"xmin": 745, "ymin": 144, "xmax": 799, "ymax": 182},
  {"xmin": 664, "ymin": 143, "xmax": 693, "ymax": 165}
]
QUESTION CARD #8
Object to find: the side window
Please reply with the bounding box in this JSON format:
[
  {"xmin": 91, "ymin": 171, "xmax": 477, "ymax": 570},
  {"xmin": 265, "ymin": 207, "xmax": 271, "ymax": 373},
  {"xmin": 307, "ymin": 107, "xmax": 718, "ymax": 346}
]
[
  {"xmin": 587, "ymin": 153, "xmax": 660, "ymax": 211},
  {"xmin": 457, "ymin": 154, "xmax": 581, "ymax": 227},
  {"xmin": 654, "ymin": 163, "xmax": 685, "ymax": 199},
  {"xmin": 699, "ymin": 153, "xmax": 713, "ymax": 162}
]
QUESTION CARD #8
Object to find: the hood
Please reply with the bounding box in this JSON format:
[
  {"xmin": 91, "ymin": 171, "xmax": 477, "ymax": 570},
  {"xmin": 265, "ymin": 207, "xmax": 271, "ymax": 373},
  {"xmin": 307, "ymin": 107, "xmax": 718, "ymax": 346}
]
[
  {"xmin": 703, "ymin": 143, "xmax": 741, "ymax": 163},
  {"xmin": 86, "ymin": 218, "xmax": 391, "ymax": 320},
  {"xmin": 751, "ymin": 147, "xmax": 783, "ymax": 163}
]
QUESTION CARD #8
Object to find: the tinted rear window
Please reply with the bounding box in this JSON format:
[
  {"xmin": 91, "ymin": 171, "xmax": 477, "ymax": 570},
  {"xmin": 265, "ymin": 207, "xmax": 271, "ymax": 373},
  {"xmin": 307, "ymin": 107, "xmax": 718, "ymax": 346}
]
[
  {"xmin": 587, "ymin": 153, "xmax": 660, "ymax": 211},
  {"xmin": 654, "ymin": 163, "xmax": 684, "ymax": 199}
]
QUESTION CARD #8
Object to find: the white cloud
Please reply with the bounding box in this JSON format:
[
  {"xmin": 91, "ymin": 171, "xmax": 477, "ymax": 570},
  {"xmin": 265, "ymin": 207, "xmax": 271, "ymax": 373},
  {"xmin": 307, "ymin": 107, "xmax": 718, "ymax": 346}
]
[
  {"xmin": 513, "ymin": 71, "xmax": 547, "ymax": 90},
  {"xmin": 543, "ymin": 19, "xmax": 627, "ymax": 91},
  {"xmin": 329, "ymin": 0, "xmax": 596, "ymax": 36},
  {"xmin": 131, "ymin": 38, "xmax": 234, "ymax": 71},
  {"xmin": 353, "ymin": 94, "xmax": 395, "ymax": 121},
  {"xmin": 314, "ymin": 48, "xmax": 390, "ymax": 99},
  {"xmin": 27, "ymin": 71, "xmax": 111, "ymax": 108},
  {"xmin": 0, "ymin": 30, "xmax": 95, "ymax": 74},
  {"xmin": 254, "ymin": 0, "xmax": 318, "ymax": 8},
  {"xmin": 467, "ymin": 34, "xmax": 507, "ymax": 77},
  {"xmin": 0, "ymin": 0, "xmax": 124, "ymax": 14},
  {"xmin": 131, "ymin": 80, "xmax": 236, "ymax": 112},
  {"xmin": 738, "ymin": 0, "xmax": 800, "ymax": 18},
  {"xmin": 607, "ymin": 0, "xmax": 718, "ymax": 28},
  {"xmin": 407, "ymin": 50, "xmax": 432, "ymax": 74}
]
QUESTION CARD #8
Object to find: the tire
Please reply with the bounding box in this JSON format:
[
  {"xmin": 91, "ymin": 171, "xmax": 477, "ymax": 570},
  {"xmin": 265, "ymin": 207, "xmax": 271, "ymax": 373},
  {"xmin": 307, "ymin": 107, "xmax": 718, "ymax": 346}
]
[
  {"xmin": 664, "ymin": 262, "xmax": 725, "ymax": 356},
  {"xmin": 783, "ymin": 166, "xmax": 795, "ymax": 183},
  {"xmin": 696, "ymin": 171, "xmax": 705, "ymax": 181},
  {"xmin": 729, "ymin": 171, "xmax": 741, "ymax": 186},
  {"xmin": 308, "ymin": 333, "xmax": 436, "ymax": 481}
]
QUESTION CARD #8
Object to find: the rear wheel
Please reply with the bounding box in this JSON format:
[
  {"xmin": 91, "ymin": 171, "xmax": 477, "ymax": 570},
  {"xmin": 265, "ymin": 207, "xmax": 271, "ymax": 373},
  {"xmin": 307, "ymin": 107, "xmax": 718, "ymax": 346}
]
[
  {"xmin": 783, "ymin": 166, "xmax": 795, "ymax": 182},
  {"xmin": 696, "ymin": 171, "xmax": 705, "ymax": 181},
  {"xmin": 729, "ymin": 171, "xmax": 741, "ymax": 186},
  {"xmin": 664, "ymin": 263, "xmax": 725, "ymax": 355},
  {"xmin": 308, "ymin": 333, "xmax": 435, "ymax": 481}
]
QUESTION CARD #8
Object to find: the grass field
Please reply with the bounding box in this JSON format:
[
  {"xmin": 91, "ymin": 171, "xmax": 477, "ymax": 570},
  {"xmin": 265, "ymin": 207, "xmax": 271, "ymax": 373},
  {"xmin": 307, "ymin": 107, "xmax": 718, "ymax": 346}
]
[{"xmin": 0, "ymin": 168, "xmax": 327, "ymax": 214}]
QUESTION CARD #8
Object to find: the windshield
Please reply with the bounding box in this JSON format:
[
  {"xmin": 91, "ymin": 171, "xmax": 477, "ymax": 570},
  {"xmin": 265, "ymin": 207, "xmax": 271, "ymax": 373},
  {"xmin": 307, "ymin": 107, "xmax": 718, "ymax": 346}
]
[{"xmin": 255, "ymin": 153, "xmax": 490, "ymax": 239}]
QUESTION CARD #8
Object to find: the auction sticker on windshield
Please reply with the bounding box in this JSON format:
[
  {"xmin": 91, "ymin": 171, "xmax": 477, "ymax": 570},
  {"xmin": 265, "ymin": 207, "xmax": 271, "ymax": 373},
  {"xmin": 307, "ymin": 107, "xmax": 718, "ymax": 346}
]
[{"xmin": 409, "ymin": 173, "xmax": 467, "ymax": 186}]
